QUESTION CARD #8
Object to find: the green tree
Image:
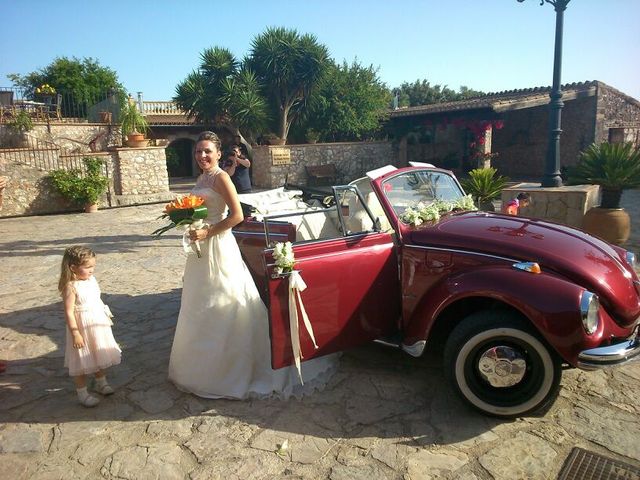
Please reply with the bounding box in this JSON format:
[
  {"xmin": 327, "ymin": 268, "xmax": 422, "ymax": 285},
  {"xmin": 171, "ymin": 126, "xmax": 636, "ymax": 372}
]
[
  {"xmin": 301, "ymin": 60, "xmax": 391, "ymax": 142},
  {"xmin": 394, "ymin": 79, "xmax": 484, "ymax": 107},
  {"xmin": 174, "ymin": 47, "xmax": 268, "ymax": 143},
  {"xmin": 8, "ymin": 56, "xmax": 124, "ymax": 103},
  {"xmin": 457, "ymin": 85, "xmax": 485, "ymax": 100},
  {"xmin": 247, "ymin": 27, "xmax": 330, "ymax": 142}
]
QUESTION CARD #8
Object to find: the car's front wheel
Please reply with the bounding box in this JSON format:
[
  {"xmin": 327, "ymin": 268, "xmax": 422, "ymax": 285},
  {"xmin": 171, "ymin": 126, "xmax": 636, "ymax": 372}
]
[{"xmin": 443, "ymin": 311, "xmax": 562, "ymax": 418}]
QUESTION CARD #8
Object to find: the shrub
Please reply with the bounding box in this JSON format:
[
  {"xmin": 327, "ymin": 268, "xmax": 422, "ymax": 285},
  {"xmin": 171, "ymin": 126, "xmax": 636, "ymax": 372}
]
[
  {"xmin": 6, "ymin": 110, "xmax": 34, "ymax": 134},
  {"xmin": 50, "ymin": 157, "xmax": 109, "ymax": 205}
]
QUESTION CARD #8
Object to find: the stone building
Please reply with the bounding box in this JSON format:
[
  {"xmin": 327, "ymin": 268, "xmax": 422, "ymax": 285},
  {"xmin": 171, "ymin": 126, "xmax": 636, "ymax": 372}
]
[{"xmin": 388, "ymin": 81, "xmax": 640, "ymax": 179}]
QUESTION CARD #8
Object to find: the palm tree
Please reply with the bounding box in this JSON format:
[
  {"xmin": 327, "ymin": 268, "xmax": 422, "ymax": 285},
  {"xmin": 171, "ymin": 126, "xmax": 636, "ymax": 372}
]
[
  {"xmin": 173, "ymin": 47, "xmax": 268, "ymax": 143},
  {"xmin": 247, "ymin": 27, "xmax": 329, "ymax": 142}
]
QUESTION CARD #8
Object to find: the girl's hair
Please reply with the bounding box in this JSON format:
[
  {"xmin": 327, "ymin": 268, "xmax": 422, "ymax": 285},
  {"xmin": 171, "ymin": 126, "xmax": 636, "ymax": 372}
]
[
  {"xmin": 58, "ymin": 246, "xmax": 96, "ymax": 293},
  {"xmin": 196, "ymin": 131, "xmax": 221, "ymax": 151}
]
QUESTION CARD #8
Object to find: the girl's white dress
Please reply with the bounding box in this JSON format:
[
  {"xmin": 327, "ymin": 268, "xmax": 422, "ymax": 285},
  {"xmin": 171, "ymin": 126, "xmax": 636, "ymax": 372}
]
[
  {"xmin": 64, "ymin": 276, "xmax": 121, "ymax": 376},
  {"xmin": 168, "ymin": 168, "xmax": 338, "ymax": 399}
]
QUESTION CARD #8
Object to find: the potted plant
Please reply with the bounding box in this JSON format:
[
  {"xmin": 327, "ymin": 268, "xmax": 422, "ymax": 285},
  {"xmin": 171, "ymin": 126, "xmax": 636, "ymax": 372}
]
[
  {"xmin": 460, "ymin": 167, "xmax": 509, "ymax": 211},
  {"xmin": 120, "ymin": 98, "xmax": 149, "ymax": 147},
  {"xmin": 306, "ymin": 128, "xmax": 321, "ymax": 144},
  {"xmin": 49, "ymin": 157, "xmax": 109, "ymax": 212},
  {"xmin": 35, "ymin": 83, "xmax": 57, "ymax": 106},
  {"xmin": 4, "ymin": 110, "xmax": 34, "ymax": 147},
  {"xmin": 567, "ymin": 142, "xmax": 640, "ymax": 244}
]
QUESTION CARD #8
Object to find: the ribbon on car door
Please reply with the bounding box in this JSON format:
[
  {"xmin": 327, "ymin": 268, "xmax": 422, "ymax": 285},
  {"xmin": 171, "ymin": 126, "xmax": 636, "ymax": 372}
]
[{"xmin": 288, "ymin": 271, "xmax": 318, "ymax": 383}]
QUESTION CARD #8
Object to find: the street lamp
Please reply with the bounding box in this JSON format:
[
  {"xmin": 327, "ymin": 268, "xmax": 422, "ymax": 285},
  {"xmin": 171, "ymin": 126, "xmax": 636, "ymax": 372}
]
[{"xmin": 518, "ymin": 0, "xmax": 571, "ymax": 187}]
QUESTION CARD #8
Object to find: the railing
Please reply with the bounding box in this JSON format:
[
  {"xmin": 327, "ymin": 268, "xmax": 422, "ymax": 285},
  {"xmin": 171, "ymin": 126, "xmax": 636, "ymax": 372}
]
[
  {"xmin": 0, "ymin": 132, "xmax": 112, "ymax": 175},
  {"xmin": 0, "ymin": 86, "xmax": 120, "ymax": 124},
  {"xmin": 0, "ymin": 134, "xmax": 59, "ymax": 170},
  {"xmin": 142, "ymin": 101, "xmax": 184, "ymax": 115}
]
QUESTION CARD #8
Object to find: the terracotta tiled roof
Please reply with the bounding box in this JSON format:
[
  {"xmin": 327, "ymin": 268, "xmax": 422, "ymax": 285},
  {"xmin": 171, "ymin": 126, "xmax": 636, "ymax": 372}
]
[{"xmin": 389, "ymin": 80, "xmax": 604, "ymax": 118}]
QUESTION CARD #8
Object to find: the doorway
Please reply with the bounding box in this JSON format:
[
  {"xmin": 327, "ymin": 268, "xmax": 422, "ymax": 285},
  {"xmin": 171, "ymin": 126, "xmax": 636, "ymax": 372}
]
[{"xmin": 166, "ymin": 138, "xmax": 195, "ymax": 177}]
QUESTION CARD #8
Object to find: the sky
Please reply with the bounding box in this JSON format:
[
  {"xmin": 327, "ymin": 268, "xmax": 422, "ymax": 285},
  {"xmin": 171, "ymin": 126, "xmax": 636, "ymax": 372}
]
[{"xmin": 1, "ymin": 0, "xmax": 639, "ymax": 101}]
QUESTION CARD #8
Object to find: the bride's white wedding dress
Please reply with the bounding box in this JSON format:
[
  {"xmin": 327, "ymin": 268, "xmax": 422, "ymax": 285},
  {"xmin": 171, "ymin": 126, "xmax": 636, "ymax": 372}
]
[{"xmin": 168, "ymin": 167, "xmax": 338, "ymax": 399}]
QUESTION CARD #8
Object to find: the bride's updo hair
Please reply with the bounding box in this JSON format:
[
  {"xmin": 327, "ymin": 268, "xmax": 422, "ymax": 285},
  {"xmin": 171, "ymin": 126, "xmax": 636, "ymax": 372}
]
[{"xmin": 197, "ymin": 131, "xmax": 221, "ymax": 151}]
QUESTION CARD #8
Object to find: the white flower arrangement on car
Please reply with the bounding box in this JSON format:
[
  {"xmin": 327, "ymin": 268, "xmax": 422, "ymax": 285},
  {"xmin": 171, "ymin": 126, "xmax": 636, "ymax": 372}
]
[
  {"xmin": 273, "ymin": 241, "xmax": 296, "ymax": 274},
  {"xmin": 401, "ymin": 195, "xmax": 477, "ymax": 226},
  {"xmin": 271, "ymin": 241, "xmax": 319, "ymax": 384}
]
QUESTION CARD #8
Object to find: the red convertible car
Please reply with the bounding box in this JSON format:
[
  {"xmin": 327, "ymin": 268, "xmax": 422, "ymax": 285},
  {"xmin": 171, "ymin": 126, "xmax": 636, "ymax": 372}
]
[{"xmin": 234, "ymin": 164, "xmax": 640, "ymax": 417}]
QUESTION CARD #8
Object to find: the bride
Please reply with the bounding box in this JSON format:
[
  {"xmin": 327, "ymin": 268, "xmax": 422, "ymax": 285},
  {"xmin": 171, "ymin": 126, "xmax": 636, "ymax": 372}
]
[{"xmin": 168, "ymin": 131, "xmax": 338, "ymax": 399}]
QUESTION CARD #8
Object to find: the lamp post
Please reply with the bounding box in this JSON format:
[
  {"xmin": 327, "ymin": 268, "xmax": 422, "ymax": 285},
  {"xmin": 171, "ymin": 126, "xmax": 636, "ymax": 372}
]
[{"xmin": 518, "ymin": 0, "xmax": 571, "ymax": 187}]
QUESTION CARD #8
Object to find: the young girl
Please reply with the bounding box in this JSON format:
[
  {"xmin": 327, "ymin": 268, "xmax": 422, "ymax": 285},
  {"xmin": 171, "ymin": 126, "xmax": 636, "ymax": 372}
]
[
  {"xmin": 59, "ymin": 246, "xmax": 121, "ymax": 407},
  {"xmin": 502, "ymin": 192, "xmax": 532, "ymax": 216}
]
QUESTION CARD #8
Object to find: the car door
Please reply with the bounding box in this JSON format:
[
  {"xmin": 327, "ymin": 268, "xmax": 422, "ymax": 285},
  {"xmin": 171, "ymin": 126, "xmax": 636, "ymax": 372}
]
[
  {"xmin": 263, "ymin": 188, "xmax": 401, "ymax": 369},
  {"xmin": 234, "ymin": 219, "xmax": 295, "ymax": 305}
]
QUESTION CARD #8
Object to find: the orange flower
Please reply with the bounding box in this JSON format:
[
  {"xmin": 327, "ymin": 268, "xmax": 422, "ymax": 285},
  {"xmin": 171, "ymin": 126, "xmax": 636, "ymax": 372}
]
[{"xmin": 164, "ymin": 194, "xmax": 204, "ymax": 212}]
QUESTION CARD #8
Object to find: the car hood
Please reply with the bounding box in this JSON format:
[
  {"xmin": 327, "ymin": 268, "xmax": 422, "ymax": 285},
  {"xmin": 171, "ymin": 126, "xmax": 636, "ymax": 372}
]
[{"xmin": 409, "ymin": 211, "xmax": 640, "ymax": 326}]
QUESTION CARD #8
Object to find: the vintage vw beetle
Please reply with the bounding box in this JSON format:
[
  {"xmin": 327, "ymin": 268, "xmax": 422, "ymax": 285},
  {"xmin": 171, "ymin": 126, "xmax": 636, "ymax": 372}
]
[{"xmin": 233, "ymin": 164, "xmax": 640, "ymax": 417}]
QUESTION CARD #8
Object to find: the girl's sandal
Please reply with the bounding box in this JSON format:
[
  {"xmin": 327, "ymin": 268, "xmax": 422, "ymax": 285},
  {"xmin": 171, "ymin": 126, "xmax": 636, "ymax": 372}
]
[
  {"xmin": 95, "ymin": 383, "xmax": 115, "ymax": 395},
  {"xmin": 79, "ymin": 394, "xmax": 100, "ymax": 407}
]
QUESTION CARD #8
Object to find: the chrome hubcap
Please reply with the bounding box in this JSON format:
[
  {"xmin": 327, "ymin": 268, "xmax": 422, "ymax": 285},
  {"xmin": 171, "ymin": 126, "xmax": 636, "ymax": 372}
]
[{"xmin": 477, "ymin": 345, "xmax": 527, "ymax": 387}]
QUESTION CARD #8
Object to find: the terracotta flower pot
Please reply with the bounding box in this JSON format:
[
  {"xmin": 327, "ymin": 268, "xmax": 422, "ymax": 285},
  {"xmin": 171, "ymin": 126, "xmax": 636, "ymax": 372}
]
[
  {"xmin": 126, "ymin": 133, "xmax": 148, "ymax": 147},
  {"xmin": 582, "ymin": 207, "xmax": 630, "ymax": 245},
  {"xmin": 84, "ymin": 203, "xmax": 99, "ymax": 213},
  {"xmin": 99, "ymin": 111, "xmax": 113, "ymax": 123}
]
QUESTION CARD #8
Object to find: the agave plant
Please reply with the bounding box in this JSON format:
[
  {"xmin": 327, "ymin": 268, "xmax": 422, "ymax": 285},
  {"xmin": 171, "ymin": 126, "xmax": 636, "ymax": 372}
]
[
  {"xmin": 567, "ymin": 142, "xmax": 640, "ymax": 208},
  {"xmin": 460, "ymin": 167, "xmax": 509, "ymax": 210}
]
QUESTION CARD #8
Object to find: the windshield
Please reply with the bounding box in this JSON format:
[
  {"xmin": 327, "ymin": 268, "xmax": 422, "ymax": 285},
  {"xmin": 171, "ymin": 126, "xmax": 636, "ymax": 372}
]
[{"xmin": 381, "ymin": 170, "xmax": 465, "ymax": 216}]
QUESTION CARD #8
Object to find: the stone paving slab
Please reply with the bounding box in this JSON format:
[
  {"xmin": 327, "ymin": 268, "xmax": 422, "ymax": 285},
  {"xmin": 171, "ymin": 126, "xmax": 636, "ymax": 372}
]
[{"xmin": 0, "ymin": 190, "xmax": 639, "ymax": 479}]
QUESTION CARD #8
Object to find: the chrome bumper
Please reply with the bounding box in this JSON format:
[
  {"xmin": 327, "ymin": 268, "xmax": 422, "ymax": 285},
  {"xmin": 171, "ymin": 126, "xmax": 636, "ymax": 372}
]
[{"xmin": 577, "ymin": 329, "xmax": 640, "ymax": 370}]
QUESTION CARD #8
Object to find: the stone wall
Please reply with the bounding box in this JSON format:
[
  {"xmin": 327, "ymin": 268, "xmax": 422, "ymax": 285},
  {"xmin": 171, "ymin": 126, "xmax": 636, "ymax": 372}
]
[
  {"xmin": 111, "ymin": 147, "xmax": 171, "ymax": 206},
  {"xmin": 0, "ymin": 158, "xmax": 87, "ymax": 216},
  {"xmin": 406, "ymin": 125, "xmax": 466, "ymax": 169},
  {"xmin": 0, "ymin": 146, "xmax": 170, "ymax": 217},
  {"xmin": 502, "ymin": 183, "xmax": 600, "ymax": 228},
  {"xmin": 492, "ymin": 95, "xmax": 597, "ymax": 179},
  {"xmin": 596, "ymin": 83, "xmax": 640, "ymax": 146},
  {"xmin": 251, "ymin": 141, "xmax": 397, "ymax": 189}
]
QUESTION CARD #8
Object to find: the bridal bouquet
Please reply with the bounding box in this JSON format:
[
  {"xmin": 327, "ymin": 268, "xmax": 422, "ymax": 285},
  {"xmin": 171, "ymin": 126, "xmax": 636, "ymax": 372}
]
[{"xmin": 152, "ymin": 194, "xmax": 208, "ymax": 257}]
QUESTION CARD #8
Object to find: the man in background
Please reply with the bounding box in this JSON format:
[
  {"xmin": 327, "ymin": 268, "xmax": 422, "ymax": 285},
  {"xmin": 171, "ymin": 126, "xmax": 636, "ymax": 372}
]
[{"xmin": 222, "ymin": 145, "xmax": 252, "ymax": 194}]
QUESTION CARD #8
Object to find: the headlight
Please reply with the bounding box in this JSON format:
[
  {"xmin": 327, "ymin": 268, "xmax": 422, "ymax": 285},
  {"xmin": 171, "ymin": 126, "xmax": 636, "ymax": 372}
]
[
  {"xmin": 580, "ymin": 291, "xmax": 600, "ymax": 335},
  {"xmin": 625, "ymin": 251, "xmax": 637, "ymax": 269}
]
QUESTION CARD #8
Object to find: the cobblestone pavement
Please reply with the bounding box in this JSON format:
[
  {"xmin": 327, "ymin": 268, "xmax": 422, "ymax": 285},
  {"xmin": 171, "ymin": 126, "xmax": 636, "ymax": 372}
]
[{"xmin": 1, "ymin": 190, "xmax": 639, "ymax": 480}]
